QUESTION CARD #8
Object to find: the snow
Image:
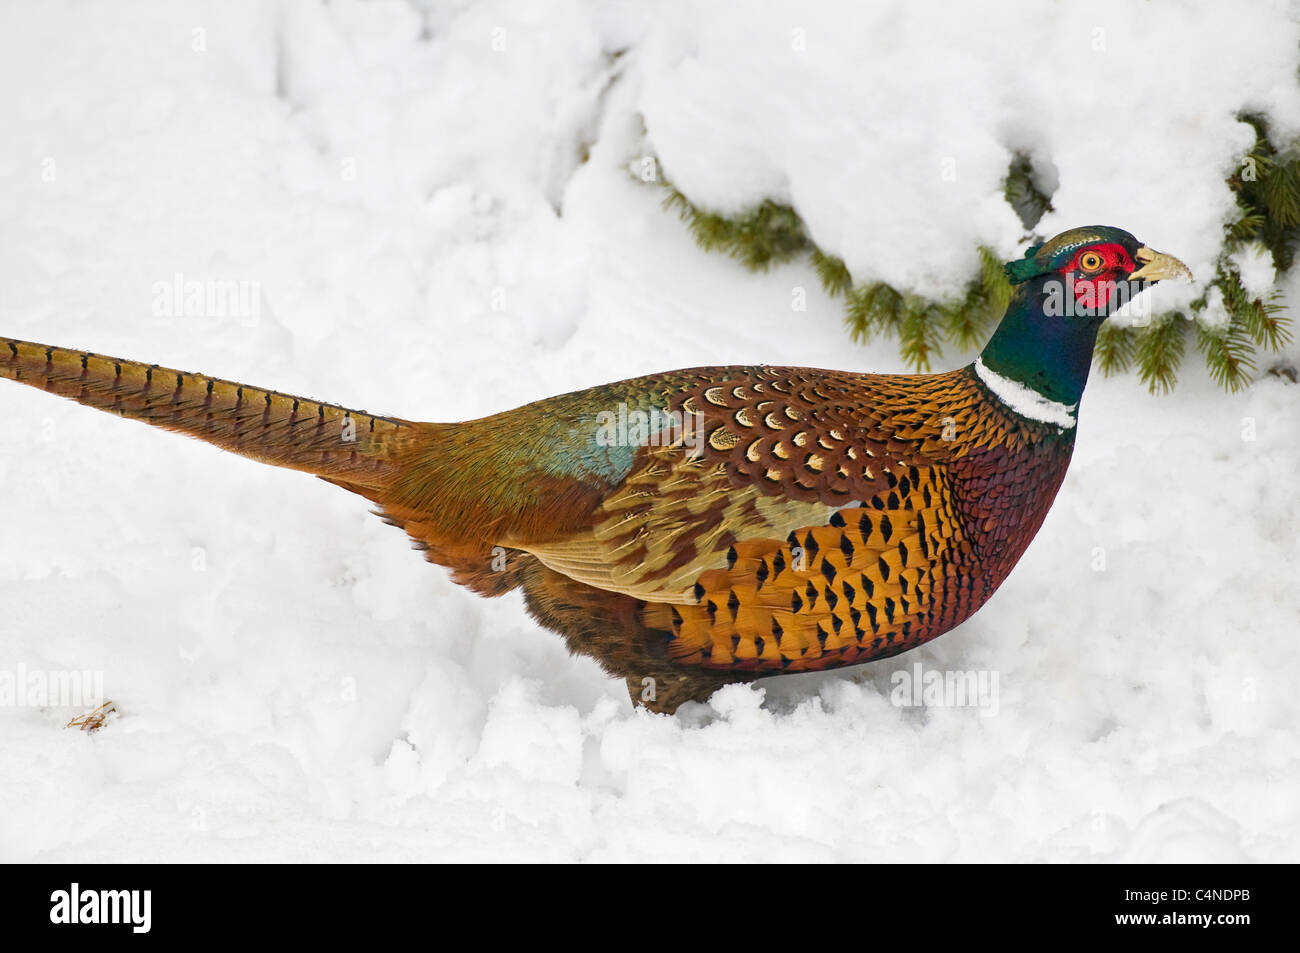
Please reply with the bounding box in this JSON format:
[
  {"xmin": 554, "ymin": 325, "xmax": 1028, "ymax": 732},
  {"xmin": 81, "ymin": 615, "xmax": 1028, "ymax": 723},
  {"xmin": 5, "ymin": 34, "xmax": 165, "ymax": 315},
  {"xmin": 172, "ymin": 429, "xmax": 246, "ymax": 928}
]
[
  {"xmin": 637, "ymin": 0, "xmax": 1300, "ymax": 308},
  {"xmin": 1, "ymin": 0, "xmax": 1298, "ymax": 862},
  {"xmin": 1232, "ymin": 242, "xmax": 1279, "ymax": 298},
  {"xmin": 1198, "ymin": 285, "xmax": 1233, "ymax": 331}
]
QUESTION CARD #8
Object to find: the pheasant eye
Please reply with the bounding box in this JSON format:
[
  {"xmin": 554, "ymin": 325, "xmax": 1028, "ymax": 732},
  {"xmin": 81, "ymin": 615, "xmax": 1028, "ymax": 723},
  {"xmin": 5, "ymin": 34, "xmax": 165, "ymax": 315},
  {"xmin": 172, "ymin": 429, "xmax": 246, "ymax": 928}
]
[{"xmin": 1079, "ymin": 251, "xmax": 1104, "ymax": 273}]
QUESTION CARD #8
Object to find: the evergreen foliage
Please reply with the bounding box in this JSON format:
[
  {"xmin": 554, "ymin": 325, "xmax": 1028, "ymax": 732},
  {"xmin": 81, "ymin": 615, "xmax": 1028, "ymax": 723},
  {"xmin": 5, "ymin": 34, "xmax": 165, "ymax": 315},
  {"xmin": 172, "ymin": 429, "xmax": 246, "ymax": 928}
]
[
  {"xmin": 1093, "ymin": 319, "xmax": 1138, "ymax": 376},
  {"xmin": 661, "ymin": 190, "xmax": 808, "ymax": 270},
  {"xmin": 650, "ymin": 112, "xmax": 1299, "ymax": 392},
  {"xmin": 1004, "ymin": 153, "xmax": 1054, "ymax": 231},
  {"xmin": 1135, "ymin": 313, "xmax": 1188, "ymax": 395}
]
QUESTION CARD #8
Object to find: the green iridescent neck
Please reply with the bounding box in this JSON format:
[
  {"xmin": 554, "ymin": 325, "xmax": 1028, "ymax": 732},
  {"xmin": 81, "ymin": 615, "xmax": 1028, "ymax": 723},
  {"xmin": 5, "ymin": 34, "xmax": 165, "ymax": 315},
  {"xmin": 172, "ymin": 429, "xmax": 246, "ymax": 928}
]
[{"xmin": 977, "ymin": 276, "xmax": 1104, "ymax": 407}]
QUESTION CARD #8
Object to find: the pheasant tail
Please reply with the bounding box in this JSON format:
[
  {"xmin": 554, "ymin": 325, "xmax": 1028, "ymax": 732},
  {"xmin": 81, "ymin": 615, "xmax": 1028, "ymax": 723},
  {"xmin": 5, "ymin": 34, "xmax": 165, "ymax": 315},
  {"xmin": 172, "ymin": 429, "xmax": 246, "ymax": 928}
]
[{"xmin": 0, "ymin": 337, "xmax": 424, "ymax": 489}]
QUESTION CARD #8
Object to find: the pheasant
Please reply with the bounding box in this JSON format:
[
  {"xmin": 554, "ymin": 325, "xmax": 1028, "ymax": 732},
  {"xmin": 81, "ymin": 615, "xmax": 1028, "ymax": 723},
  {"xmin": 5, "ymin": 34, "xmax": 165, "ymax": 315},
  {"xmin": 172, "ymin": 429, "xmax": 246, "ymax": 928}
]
[{"xmin": 1, "ymin": 225, "xmax": 1190, "ymax": 713}]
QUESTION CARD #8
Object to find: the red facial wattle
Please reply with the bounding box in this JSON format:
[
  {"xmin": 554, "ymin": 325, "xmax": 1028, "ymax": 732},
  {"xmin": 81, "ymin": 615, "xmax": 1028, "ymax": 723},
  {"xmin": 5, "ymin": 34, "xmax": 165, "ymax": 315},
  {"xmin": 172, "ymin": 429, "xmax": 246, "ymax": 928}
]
[{"xmin": 1061, "ymin": 242, "xmax": 1135, "ymax": 310}]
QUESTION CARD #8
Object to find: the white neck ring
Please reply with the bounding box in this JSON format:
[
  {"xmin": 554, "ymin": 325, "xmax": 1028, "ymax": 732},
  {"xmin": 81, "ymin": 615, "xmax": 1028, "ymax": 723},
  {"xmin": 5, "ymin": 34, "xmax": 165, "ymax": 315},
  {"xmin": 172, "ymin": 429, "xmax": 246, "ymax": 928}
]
[{"xmin": 973, "ymin": 357, "xmax": 1078, "ymax": 429}]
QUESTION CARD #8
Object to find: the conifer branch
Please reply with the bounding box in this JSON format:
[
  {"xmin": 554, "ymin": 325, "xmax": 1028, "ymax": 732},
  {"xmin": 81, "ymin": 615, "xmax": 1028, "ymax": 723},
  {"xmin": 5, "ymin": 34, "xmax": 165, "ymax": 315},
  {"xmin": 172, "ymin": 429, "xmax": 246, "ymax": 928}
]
[
  {"xmin": 846, "ymin": 282, "xmax": 902, "ymax": 342},
  {"xmin": 1094, "ymin": 322, "xmax": 1138, "ymax": 376},
  {"xmin": 812, "ymin": 249, "xmax": 853, "ymax": 298},
  {"xmin": 1003, "ymin": 153, "xmax": 1053, "ymax": 230},
  {"xmin": 1135, "ymin": 314, "xmax": 1188, "ymax": 394},
  {"xmin": 1194, "ymin": 316, "xmax": 1257, "ymax": 392}
]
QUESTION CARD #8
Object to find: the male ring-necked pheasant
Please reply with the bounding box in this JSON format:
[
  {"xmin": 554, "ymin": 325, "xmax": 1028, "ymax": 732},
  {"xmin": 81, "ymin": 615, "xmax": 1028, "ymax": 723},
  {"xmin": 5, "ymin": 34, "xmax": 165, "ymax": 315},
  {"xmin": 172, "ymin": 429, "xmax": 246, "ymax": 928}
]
[{"xmin": 2, "ymin": 226, "xmax": 1190, "ymax": 713}]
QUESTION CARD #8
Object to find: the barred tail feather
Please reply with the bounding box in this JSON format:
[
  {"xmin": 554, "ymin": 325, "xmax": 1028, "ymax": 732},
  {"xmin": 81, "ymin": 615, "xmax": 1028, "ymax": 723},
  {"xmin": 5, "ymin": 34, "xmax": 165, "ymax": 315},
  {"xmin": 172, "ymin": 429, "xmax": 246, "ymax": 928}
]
[{"xmin": 1, "ymin": 336, "xmax": 421, "ymax": 488}]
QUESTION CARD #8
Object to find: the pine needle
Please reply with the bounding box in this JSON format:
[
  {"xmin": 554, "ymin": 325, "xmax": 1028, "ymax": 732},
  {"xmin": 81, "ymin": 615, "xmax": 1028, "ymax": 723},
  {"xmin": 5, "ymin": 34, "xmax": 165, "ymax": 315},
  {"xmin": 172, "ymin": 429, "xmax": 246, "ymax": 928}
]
[
  {"xmin": 941, "ymin": 246, "xmax": 1011, "ymax": 351},
  {"xmin": 1195, "ymin": 317, "xmax": 1258, "ymax": 392},
  {"xmin": 1135, "ymin": 314, "xmax": 1188, "ymax": 394},
  {"xmin": 1219, "ymin": 268, "xmax": 1293, "ymax": 350},
  {"xmin": 662, "ymin": 186, "xmax": 808, "ymax": 270},
  {"xmin": 812, "ymin": 249, "xmax": 853, "ymax": 298},
  {"xmin": 898, "ymin": 294, "xmax": 941, "ymax": 371},
  {"xmin": 1094, "ymin": 322, "xmax": 1138, "ymax": 376},
  {"xmin": 846, "ymin": 281, "xmax": 903, "ymax": 341},
  {"xmin": 1003, "ymin": 153, "xmax": 1053, "ymax": 231}
]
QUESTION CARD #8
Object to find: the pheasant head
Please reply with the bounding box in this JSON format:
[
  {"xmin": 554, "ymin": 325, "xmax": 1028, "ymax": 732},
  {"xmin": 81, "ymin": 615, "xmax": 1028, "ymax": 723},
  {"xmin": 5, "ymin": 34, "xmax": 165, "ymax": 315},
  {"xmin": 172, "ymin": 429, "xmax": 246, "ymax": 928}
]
[{"xmin": 979, "ymin": 225, "xmax": 1192, "ymax": 411}]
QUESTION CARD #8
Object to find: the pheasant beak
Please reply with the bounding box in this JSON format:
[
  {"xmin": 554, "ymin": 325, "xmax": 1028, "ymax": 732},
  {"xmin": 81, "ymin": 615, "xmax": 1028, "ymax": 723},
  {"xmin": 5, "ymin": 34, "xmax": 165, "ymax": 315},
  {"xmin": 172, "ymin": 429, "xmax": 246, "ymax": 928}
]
[{"xmin": 1128, "ymin": 246, "xmax": 1193, "ymax": 283}]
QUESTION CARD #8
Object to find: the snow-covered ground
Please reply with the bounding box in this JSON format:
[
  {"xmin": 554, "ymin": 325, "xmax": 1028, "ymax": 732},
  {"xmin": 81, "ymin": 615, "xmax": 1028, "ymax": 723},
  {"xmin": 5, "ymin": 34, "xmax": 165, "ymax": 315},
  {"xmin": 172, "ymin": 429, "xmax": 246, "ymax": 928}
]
[{"xmin": 1, "ymin": 0, "xmax": 1298, "ymax": 862}]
